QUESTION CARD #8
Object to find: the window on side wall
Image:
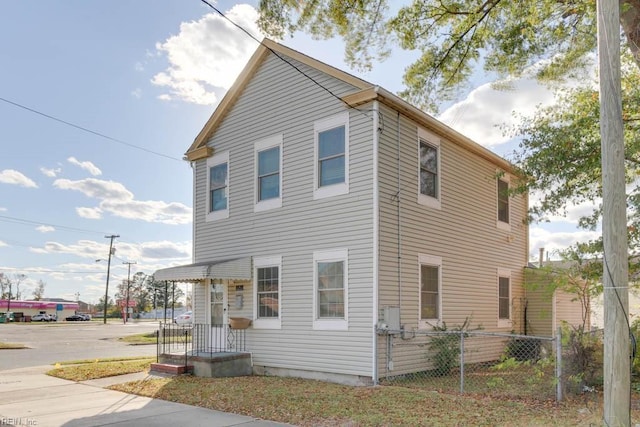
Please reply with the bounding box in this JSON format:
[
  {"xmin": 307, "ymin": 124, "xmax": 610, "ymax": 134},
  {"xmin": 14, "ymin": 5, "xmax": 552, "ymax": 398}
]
[
  {"xmin": 314, "ymin": 113, "xmax": 349, "ymax": 200},
  {"xmin": 206, "ymin": 151, "xmax": 229, "ymax": 222},
  {"xmin": 497, "ymin": 175, "xmax": 510, "ymax": 230},
  {"xmin": 419, "ymin": 254, "xmax": 442, "ymax": 328},
  {"xmin": 497, "ymin": 269, "xmax": 511, "ymax": 328},
  {"xmin": 313, "ymin": 249, "xmax": 348, "ymax": 330},
  {"xmin": 253, "ymin": 256, "xmax": 282, "ymax": 329},
  {"xmin": 417, "ymin": 128, "xmax": 441, "ymax": 209},
  {"xmin": 254, "ymin": 134, "xmax": 283, "ymax": 212}
]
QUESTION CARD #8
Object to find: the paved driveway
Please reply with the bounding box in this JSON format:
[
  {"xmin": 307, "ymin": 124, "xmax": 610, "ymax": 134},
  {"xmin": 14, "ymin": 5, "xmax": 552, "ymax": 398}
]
[{"xmin": 0, "ymin": 321, "xmax": 158, "ymax": 369}]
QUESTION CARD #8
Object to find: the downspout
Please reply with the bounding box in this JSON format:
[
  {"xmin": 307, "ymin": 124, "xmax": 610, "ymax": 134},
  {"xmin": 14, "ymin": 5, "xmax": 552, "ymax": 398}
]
[
  {"xmin": 396, "ymin": 111, "xmax": 402, "ymax": 328},
  {"xmin": 372, "ymin": 98, "xmax": 380, "ymax": 385}
]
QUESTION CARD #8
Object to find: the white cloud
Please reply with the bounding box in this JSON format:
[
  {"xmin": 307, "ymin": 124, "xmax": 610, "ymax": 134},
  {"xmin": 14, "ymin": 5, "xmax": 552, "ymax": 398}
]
[
  {"xmin": 134, "ymin": 62, "xmax": 144, "ymax": 72},
  {"xmin": 152, "ymin": 4, "xmax": 262, "ymax": 105},
  {"xmin": 0, "ymin": 241, "xmax": 7, "ymax": 247},
  {"xmin": 528, "ymin": 227, "xmax": 601, "ymax": 261},
  {"xmin": 438, "ymin": 78, "xmax": 556, "ymax": 148},
  {"xmin": 40, "ymin": 167, "xmax": 62, "ymax": 177},
  {"xmin": 131, "ymin": 88, "xmax": 142, "ymax": 99},
  {"xmin": 36, "ymin": 225, "xmax": 55, "ymax": 233},
  {"xmin": 76, "ymin": 207, "xmax": 103, "ymax": 219},
  {"xmin": 0, "ymin": 207, "xmax": 6, "ymax": 212},
  {"xmin": 0, "ymin": 169, "xmax": 38, "ymax": 188},
  {"xmin": 67, "ymin": 157, "xmax": 102, "ymax": 176},
  {"xmin": 53, "ymin": 177, "xmax": 191, "ymax": 225}
]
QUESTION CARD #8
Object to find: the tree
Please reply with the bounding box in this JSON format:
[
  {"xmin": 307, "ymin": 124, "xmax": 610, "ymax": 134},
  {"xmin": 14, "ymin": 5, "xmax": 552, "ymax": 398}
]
[
  {"xmin": 12, "ymin": 273, "xmax": 26, "ymax": 301},
  {"xmin": 258, "ymin": 0, "xmax": 640, "ymax": 112},
  {"xmin": 32, "ymin": 280, "xmax": 46, "ymax": 301},
  {"xmin": 0, "ymin": 273, "xmax": 8, "ymax": 299}
]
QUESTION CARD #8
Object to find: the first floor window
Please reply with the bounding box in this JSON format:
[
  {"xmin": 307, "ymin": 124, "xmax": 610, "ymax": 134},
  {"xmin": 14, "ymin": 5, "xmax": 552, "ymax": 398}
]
[
  {"xmin": 313, "ymin": 249, "xmax": 348, "ymax": 330},
  {"xmin": 257, "ymin": 266, "xmax": 279, "ymax": 318},
  {"xmin": 419, "ymin": 254, "xmax": 442, "ymax": 326},
  {"xmin": 498, "ymin": 276, "xmax": 510, "ymax": 320},
  {"xmin": 317, "ymin": 260, "xmax": 345, "ymax": 318},
  {"xmin": 420, "ymin": 265, "xmax": 439, "ymax": 320}
]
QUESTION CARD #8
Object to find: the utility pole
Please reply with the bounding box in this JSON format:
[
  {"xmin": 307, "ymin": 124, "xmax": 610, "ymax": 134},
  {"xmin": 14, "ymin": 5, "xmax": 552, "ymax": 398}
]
[
  {"xmin": 103, "ymin": 234, "xmax": 119, "ymax": 325},
  {"xmin": 597, "ymin": 0, "xmax": 630, "ymax": 425},
  {"xmin": 7, "ymin": 282, "xmax": 11, "ymax": 314},
  {"xmin": 122, "ymin": 261, "xmax": 136, "ymax": 324}
]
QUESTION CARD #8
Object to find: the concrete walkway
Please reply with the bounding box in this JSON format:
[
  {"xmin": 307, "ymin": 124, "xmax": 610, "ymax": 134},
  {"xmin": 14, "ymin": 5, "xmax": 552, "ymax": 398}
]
[{"xmin": 0, "ymin": 366, "xmax": 292, "ymax": 426}]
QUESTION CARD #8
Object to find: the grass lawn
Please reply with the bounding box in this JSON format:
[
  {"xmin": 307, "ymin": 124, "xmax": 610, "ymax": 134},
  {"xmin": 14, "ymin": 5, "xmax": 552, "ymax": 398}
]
[
  {"xmin": 0, "ymin": 342, "xmax": 28, "ymax": 349},
  {"xmin": 47, "ymin": 357, "xmax": 154, "ymax": 381},
  {"xmin": 118, "ymin": 332, "xmax": 159, "ymax": 345},
  {"xmin": 110, "ymin": 375, "xmax": 636, "ymax": 426}
]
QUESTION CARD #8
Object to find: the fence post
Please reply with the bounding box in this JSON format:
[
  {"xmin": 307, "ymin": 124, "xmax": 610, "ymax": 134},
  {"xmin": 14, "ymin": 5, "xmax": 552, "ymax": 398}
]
[
  {"xmin": 459, "ymin": 331, "xmax": 465, "ymax": 393},
  {"xmin": 556, "ymin": 326, "xmax": 563, "ymax": 401}
]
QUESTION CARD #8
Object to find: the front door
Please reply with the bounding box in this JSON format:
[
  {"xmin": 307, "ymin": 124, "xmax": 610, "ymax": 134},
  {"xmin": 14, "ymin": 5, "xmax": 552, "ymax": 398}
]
[{"xmin": 209, "ymin": 282, "xmax": 227, "ymax": 351}]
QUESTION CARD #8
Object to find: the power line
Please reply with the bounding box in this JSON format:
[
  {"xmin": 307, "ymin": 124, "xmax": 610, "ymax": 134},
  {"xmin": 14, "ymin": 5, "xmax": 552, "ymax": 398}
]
[
  {"xmin": 0, "ymin": 214, "xmax": 113, "ymax": 235},
  {"xmin": 199, "ymin": 0, "xmax": 372, "ymax": 117},
  {"xmin": 0, "ymin": 96, "xmax": 183, "ymax": 162}
]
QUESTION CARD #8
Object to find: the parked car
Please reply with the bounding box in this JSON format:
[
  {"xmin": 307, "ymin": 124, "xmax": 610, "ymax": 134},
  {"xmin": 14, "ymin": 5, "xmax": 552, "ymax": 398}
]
[
  {"xmin": 32, "ymin": 313, "xmax": 50, "ymax": 322},
  {"xmin": 173, "ymin": 311, "xmax": 192, "ymax": 325},
  {"xmin": 48, "ymin": 314, "xmax": 57, "ymax": 322},
  {"xmin": 65, "ymin": 314, "xmax": 85, "ymax": 321},
  {"xmin": 78, "ymin": 313, "xmax": 91, "ymax": 320}
]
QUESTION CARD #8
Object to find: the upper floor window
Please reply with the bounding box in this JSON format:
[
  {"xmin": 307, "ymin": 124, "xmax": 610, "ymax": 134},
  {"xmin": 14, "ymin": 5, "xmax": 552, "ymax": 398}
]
[
  {"xmin": 313, "ymin": 249, "xmax": 348, "ymax": 330},
  {"xmin": 206, "ymin": 151, "xmax": 229, "ymax": 222},
  {"xmin": 497, "ymin": 268, "xmax": 512, "ymax": 327},
  {"xmin": 419, "ymin": 254, "xmax": 442, "ymax": 328},
  {"xmin": 314, "ymin": 113, "xmax": 349, "ymax": 200},
  {"xmin": 254, "ymin": 135, "xmax": 283, "ymax": 212},
  {"xmin": 497, "ymin": 174, "xmax": 510, "ymax": 230},
  {"xmin": 253, "ymin": 256, "xmax": 282, "ymax": 329},
  {"xmin": 417, "ymin": 128, "xmax": 441, "ymax": 209}
]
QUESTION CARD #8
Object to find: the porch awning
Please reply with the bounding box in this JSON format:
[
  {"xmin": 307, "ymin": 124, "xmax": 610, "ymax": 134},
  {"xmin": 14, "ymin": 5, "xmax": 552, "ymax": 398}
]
[{"xmin": 153, "ymin": 257, "xmax": 252, "ymax": 282}]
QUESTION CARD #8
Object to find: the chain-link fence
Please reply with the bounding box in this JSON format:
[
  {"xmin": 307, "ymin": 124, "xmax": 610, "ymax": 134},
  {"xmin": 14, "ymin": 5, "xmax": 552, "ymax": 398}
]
[{"xmin": 379, "ymin": 330, "xmax": 559, "ymax": 401}]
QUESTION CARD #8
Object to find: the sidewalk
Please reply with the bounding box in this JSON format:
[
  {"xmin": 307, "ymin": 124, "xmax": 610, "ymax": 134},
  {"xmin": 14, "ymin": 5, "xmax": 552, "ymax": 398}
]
[{"xmin": 0, "ymin": 366, "xmax": 292, "ymax": 427}]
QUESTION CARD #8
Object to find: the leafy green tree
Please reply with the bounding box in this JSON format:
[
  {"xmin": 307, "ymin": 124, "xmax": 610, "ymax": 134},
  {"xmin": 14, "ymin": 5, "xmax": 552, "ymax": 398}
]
[{"xmin": 258, "ymin": 0, "xmax": 640, "ymax": 111}]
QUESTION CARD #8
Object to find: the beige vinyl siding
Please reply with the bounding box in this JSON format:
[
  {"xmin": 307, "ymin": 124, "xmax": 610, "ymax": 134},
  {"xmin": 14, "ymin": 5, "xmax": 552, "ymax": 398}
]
[
  {"xmin": 555, "ymin": 290, "xmax": 588, "ymax": 330},
  {"xmin": 192, "ymin": 52, "xmax": 375, "ymax": 378},
  {"xmin": 193, "ymin": 282, "xmax": 207, "ymax": 324},
  {"xmin": 523, "ymin": 286, "xmax": 555, "ymax": 336},
  {"xmin": 375, "ymin": 104, "xmax": 528, "ymax": 377}
]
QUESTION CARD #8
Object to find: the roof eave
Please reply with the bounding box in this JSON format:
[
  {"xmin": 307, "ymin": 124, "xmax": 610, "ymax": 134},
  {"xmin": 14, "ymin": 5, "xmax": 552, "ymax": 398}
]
[{"xmin": 342, "ymin": 87, "xmax": 518, "ymax": 175}]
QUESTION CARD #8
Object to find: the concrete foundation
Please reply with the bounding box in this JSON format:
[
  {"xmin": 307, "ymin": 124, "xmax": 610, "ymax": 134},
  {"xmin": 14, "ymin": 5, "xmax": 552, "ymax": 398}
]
[{"xmin": 160, "ymin": 352, "xmax": 252, "ymax": 378}]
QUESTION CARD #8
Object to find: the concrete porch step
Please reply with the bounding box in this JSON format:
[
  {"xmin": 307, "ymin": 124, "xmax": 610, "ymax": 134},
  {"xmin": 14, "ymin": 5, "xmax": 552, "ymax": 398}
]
[{"xmin": 150, "ymin": 362, "xmax": 193, "ymax": 375}]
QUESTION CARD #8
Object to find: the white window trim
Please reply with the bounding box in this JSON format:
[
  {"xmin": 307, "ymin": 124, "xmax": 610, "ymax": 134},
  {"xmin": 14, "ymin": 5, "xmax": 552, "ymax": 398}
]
[
  {"xmin": 417, "ymin": 128, "xmax": 441, "ymax": 210},
  {"xmin": 253, "ymin": 255, "xmax": 282, "ymax": 329},
  {"xmin": 254, "ymin": 134, "xmax": 283, "ymax": 212},
  {"xmin": 496, "ymin": 172, "xmax": 511, "ymax": 231},
  {"xmin": 418, "ymin": 254, "xmax": 442, "ymax": 329},
  {"xmin": 313, "ymin": 249, "xmax": 348, "ymax": 331},
  {"xmin": 206, "ymin": 151, "xmax": 229, "ymax": 222},
  {"xmin": 497, "ymin": 268, "xmax": 512, "ymax": 328},
  {"xmin": 313, "ymin": 112, "xmax": 350, "ymax": 200}
]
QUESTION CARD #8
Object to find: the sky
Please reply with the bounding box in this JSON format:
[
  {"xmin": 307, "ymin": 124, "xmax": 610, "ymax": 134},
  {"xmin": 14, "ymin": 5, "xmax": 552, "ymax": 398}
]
[{"xmin": 0, "ymin": 1, "xmax": 600, "ymax": 305}]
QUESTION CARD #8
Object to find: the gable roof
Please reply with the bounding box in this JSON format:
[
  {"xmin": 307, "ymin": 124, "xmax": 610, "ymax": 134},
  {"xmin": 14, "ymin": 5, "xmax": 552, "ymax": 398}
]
[
  {"xmin": 185, "ymin": 38, "xmax": 373, "ymax": 161},
  {"xmin": 185, "ymin": 38, "xmax": 516, "ymax": 174}
]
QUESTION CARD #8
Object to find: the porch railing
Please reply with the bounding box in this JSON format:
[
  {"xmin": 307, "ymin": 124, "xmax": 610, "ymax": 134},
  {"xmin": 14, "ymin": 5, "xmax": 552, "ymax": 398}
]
[{"xmin": 157, "ymin": 322, "xmax": 247, "ymax": 359}]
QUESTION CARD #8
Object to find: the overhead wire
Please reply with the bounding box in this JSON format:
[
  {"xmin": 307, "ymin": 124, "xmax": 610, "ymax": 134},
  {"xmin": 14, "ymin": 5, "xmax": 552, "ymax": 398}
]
[
  {"xmin": 0, "ymin": 96, "xmax": 183, "ymax": 162},
  {"xmin": 0, "ymin": 214, "xmax": 114, "ymax": 236}
]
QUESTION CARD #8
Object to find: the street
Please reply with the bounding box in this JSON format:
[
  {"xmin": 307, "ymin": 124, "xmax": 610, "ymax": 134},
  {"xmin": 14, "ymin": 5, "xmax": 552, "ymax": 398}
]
[{"xmin": 0, "ymin": 321, "xmax": 158, "ymax": 370}]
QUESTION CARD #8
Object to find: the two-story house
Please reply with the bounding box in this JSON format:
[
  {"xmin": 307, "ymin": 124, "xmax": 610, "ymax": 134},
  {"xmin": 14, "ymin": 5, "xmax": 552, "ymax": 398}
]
[{"xmin": 154, "ymin": 39, "xmax": 529, "ymax": 385}]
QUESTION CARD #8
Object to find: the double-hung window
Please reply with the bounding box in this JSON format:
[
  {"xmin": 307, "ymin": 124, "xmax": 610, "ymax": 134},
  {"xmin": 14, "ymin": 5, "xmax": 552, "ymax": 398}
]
[
  {"xmin": 497, "ymin": 175, "xmax": 510, "ymax": 230},
  {"xmin": 206, "ymin": 151, "xmax": 229, "ymax": 221},
  {"xmin": 497, "ymin": 269, "xmax": 511, "ymax": 327},
  {"xmin": 254, "ymin": 135, "xmax": 283, "ymax": 212},
  {"xmin": 253, "ymin": 256, "xmax": 282, "ymax": 329},
  {"xmin": 313, "ymin": 249, "xmax": 348, "ymax": 330},
  {"xmin": 419, "ymin": 254, "xmax": 442, "ymax": 327},
  {"xmin": 417, "ymin": 128, "xmax": 441, "ymax": 209},
  {"xmin": 314, "ymin": 113, "xmax": 349, "ymax": 199}
]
